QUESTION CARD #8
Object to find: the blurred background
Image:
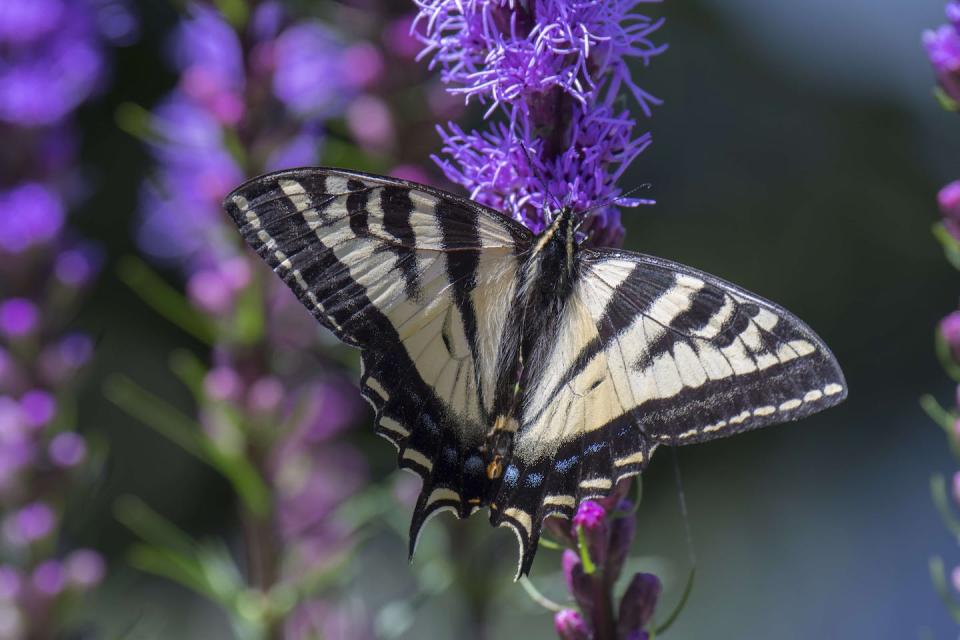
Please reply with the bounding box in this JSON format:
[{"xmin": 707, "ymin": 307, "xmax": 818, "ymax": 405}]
[{"xmin": 1, "ymin": 0, "xmax": 957, "ymax": 638}]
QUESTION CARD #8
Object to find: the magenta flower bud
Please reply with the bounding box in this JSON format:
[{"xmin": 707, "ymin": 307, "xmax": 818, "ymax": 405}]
[
  {"xmin": 248, "ymin": 377, "xmax": 284, "ymax": 414},
  {"xmin": 940, "ymin": 181, "xmax": 960, "ymax": 242},
  {"xmin": 606, "ymin": 500, "xmax": 636, "ymax": 583},
  {"xmin": 617, "ymin": 572, "xmax": 661, "ymax": 639},
  {"xmin": 64, "ymin": 549, "xmax": 105, "ymax": 589},
  {"xmin": 0, "ymin": 299, "xmax": 39, "ymax": 338},
  {"xmin": 561, "ymin": 549, "xmax": 594, "ymax": 616},
  {"xmin": 554, "ymin": 609, "xmax": 590, "ymax": 640},
  {"xmin": 31, "ymin": 560, "xmax": 64, "ymax": 598},
  {"xmin": 925, "ymin": 22, "xmax": 960, "ymax": 105},
  {"xmin": 187, "ymin": 269, "xmax": 234, "ymax": 316},
  {"xmin": 941, "ymin": 311, "xmax": 960, "ymax": 361},
  {"xmin": 48, "ymin": 432, "xmax": 87, "ymax": 467},
  {"xmin": 573, "ymin": 501, "xmax": 606, "ymax": 530},
  {"xmin": 204, "ymin": 367, "xmax": 242, "ymax": 402},
  {"xmin": 19, "ymin": 390, "xmax": 55, "ymax": 430}
]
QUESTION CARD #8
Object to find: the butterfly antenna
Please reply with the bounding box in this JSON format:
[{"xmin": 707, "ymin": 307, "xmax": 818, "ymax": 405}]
[
  {"xmin": 671, "ymin": 446, "xmax": 697, "ymax": 567},
  {"xmin": 573, "ymin": 183, "xmax": 654, "ymax": 226}
]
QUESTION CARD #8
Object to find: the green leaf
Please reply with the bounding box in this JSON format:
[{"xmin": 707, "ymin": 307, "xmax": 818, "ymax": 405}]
[
  {"xmin": 105, "ymin": 375, "xmax": 271, "ymax": 516},
  {"xmin": 213, "ymin": 0, "xmax": 248, "ymax": 28},
  {"xmin": 653, "ymin": 567, "xmax": 696, "ymax": 635},
  {"xmin": 128, "ymin": 543, "xmax": 213, "ymax": 597},
  {"xmin": 931, "ymin": 474, "xmax": 960, "ymax": 539},
  {"xmin": 115, "ymin": 495, "xmax": 198, "ymax": 554},
  {"xmin": 934, "ymin": 222, "xmax": 960, "ymax": 272},
  {"xmin": 115, "ymin": 102, "xmax": 157, "ymax": 142},
  {"xmin": 921, "ymin": 394, "xmax": 956, "ymax": 434},
  {"xmin": 169, "ymin": 349, "xmax": 208, "ymax": 398},
  {"xmin": 930, "ymin": 556, "xmax": 960, "ymax": 622},
  {"xmin": 117, "ymin": 256, "xmax": 214, "ymax": 344},
  {"xmin": 934, "ymin": 86, "xmax": 960, "ymax": 113},
  {"xmin": 934, "ymin": 327, "xmax": 960, "ymax": 383}
]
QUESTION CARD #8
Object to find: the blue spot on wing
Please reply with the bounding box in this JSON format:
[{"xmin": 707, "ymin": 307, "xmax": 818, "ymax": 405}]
[
  {"xmin": 504, "ymin": 465, "xmax": 519, "ymax": 488},
  {"xmin": 586, "ymin": 442, "xmax": 605, "ymax": 454},
  {"xmin": 524, "ymin": 472, "xmax": 543, "ymax": 488},
  {"xmin": 555, "ymin": 455, "xmax": 578, "ymax": 473},
  {"xmin": 465, "ymin": 455, "xmax": 483, "ymax": 475}
]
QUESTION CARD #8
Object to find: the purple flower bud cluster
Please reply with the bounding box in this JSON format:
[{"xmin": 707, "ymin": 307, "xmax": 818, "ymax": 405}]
[
  {"xmin": 0, "ymin": 1, "xmax": 131, "ymax": 634},
  {"xmin": 415, "ymin": 0, "xmax": 666, "ymax": 247},
  {"xmin": 924, "ymin": 1, "xmax": 960, "ymax": 108},
  {"xmin": 544, "ymin": 483, "xmax": 660, "ymax": 640}
]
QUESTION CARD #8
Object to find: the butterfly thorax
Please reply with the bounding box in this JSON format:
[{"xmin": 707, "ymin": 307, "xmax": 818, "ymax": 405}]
[{"xmin": 483, "ymin": 207, "xmax": 579, "ymax": 482}]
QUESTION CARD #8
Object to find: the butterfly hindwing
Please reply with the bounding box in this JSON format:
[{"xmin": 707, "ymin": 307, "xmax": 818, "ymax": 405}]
[
  {"xmin": 499, "ymin": 248, "xmax": 846, "ymax": 512},
  {"xmin": 224, "ymin": 167, "xmax": 532, "ymax": 548}
]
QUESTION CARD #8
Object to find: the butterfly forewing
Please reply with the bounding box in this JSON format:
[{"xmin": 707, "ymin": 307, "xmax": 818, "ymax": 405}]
[{"xmin": 224, "ymin": 167, "xmax": 533, "ymax": 541}]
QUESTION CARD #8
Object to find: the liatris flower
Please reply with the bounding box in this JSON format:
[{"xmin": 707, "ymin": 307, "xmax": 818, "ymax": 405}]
[
  {"xmin": 415, "ymin": 0, "xmax": 666, "ymax": 246},
  {"xmin": 924, "ymin": 1, "xmax": 960, "ymax": 108},
  {"xmin": 0, "ymin": 0, "xmax": 134, "ymax": 636},
  {"xmin": 542, "ymin": 486, "xmax": 665, "ymax": 640}
]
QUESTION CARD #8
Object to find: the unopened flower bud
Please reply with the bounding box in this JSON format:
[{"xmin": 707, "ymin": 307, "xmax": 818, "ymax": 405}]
[
  {"xmin": 617, "ymin": 573, "xmax": 661, "ymax": 639},
  {"xmin": 562, "ymin": 549, "xmax": 594, "ymax": 616},
  {"xmin": 554, "ymin": 609, "xmax": 590, "ymax": 640}
]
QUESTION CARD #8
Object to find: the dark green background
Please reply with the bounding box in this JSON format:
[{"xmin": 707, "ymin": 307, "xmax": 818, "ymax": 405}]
[{"xmin": 59, "ymin": 0, "xmax": 957, "ymax": 636}]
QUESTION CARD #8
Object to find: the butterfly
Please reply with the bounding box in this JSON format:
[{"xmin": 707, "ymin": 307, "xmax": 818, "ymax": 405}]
[{"xmin": 224, "ymin": 167, "xmax": 846, "ymax": 578}]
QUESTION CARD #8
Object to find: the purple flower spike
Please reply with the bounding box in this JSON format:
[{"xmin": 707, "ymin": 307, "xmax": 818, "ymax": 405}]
[
  {"xmin": 0, "ymin": 299, "xmax": 39, "ymax": 338},
  {"xmin": 561, "ymin": 548, "xmax": 594, "ymax": 616},
  {"xmin": 416, "ymin": 0, "xmax": 665, "ymax": 247},
  {"xmin": 925, "ymin": 21, "xmax": 960, "ymax": 104},
  {"xmin": 617, "ymin": 572, "xmax": 662, "ymax": 639},
  {"xmin": 573, "ymin": 501, "xmax": 606, "ymax": 530},
  {"xmin": 49, "ymin": 432, "xmax": 87, "ymax": 467},
  {"xmin": 554, "ymin": 609, "xmax": 591, "ymax": 640}
]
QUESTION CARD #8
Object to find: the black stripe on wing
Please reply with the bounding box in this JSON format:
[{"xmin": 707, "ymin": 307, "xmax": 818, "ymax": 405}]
[{"xmin": 222, "ymin": 167, "xmax": 532, "ymax": 572}]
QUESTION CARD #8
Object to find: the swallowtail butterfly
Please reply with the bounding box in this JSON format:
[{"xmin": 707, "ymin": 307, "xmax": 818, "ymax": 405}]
[{"xmin": 224, "ymin": 168, "xmax": 846, "ymax": 578}]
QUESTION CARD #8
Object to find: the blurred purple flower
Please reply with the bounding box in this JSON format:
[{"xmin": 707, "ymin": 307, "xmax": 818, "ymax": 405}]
[
  {"xmin": 346, "ymin": 95, "xmax": 395, "ymax": 151},
  {"xmin": 204, "ymin": 367, "xmax": 243, "ymax": 403},
  {"xmin": 0, "ymin": 567, "xmax": 21, "ymax": 601},
  {"xmin": 31, "ymin": 559, "xmax": 64, "ymax": 597},
  {"xmin": 0, "ymin": 183, "xmax": 64, "ymax": 254},
  {"xmin": 6, "ymin": 502, "xmax": 54, "ymax": 545},
  {"xmin": 48, "ymin": 432, "xmax": 87, "ymax": 468},
  {"xmin": 0, "ymin": 0, "xmax": 128, "ymax": 126},
  {"xmin": 63, "ymin": 549, "xmax": 104, "ymax": 589},
  {"xmin": 266, "ymin": 124, "xmax": 323, "ymax": 171},
  {"xmin": 19, "ymin": 390, "xmax": 55, "ymax": 430},
  {"xmin": 54, "ymin": 245, "xmax": 102, "ymax": 288},
  {"xmin": 0, "ymin": 299, "xmax": 39, "ymax": 338},
  {"xmin": 273, "ymin": 22, "xmax": 352, "ymax": 117},
  {"xmin": 925, "ymin": 3, "xmax": 960, "ymax": 104},
  {"xmin": 383, "ymin": 15, "xmax": 422, "ymax": 60}
]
